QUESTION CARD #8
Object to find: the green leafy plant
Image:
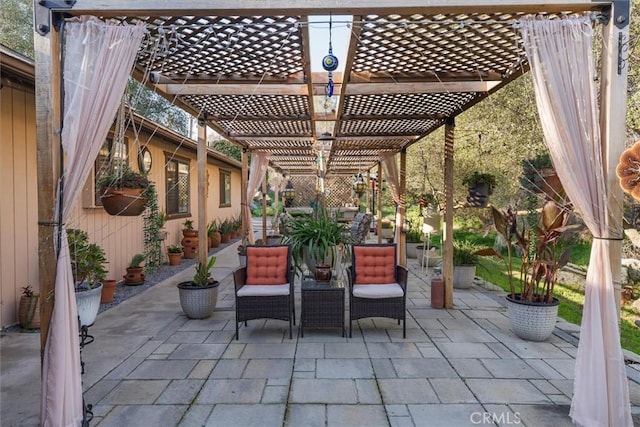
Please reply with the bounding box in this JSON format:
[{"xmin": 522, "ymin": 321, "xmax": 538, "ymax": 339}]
[
  {"xmin": 67, "ymin": 229, "xmax": 108, "ymax": 290},
  {"xmin": 21, "ymin": 285, "xmax": 37, "ymax": 298},
  {"xmin": 282, "ymin": 207, "xmax": 350, "ymax": 274},
  {"xmin": 183, "ymin": 219, "xmax": 194, "ymax": 231},
  {"xmin": 219, "ymin": 218, "xmax": 235, "ymax": 234},
  {"xmin": 453, "ymin": 240, "xmax": 481, "ymax": 266},
  {"xmin": 463, "ymin": 171, "xmax": 496, "ymax": 189},
  {"xmin": 207, "ymin": 220, "xmax": 219, "ymax": 236},
  {"xmin": 192, "ymin": 256, "xmax": 216, "ymax": 286},
  {"xmin": 167, "ymin": 244, "xmax": 183, "ymax": 253},
  {"xmin": 477, "ymin": 201, "xmax": 579, "ymax": 303},
  {"xmin": 129, "ymin": 253, "xmax": 146, "ymax": 268},
  {"xmin": 97, "ymin": 166, "xmax": 150, "ymax": 191}
]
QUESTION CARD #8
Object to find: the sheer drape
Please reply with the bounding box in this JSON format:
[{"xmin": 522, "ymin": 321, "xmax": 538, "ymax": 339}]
[
  {"xmin": 382, "ymin": 152, "xmax": 401, "ymax": 242},
  {"xmin": 41, "ymin": 17, "xmax": 145, "ymax": 427},
  {"xmin": 245, "ymin": 152, "xmax": 269, "ymax": 243},
  {"xmin": 519, "ymin": 15, "xmax": 631, "ymax": 427}
]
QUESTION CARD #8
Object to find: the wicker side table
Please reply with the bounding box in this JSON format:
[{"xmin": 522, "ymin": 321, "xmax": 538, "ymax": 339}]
[{"xmin": 300, "ymin": 279, "xmax": 345, "ymax": 337}]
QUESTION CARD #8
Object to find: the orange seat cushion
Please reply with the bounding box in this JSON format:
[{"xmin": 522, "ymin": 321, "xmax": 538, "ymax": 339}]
[
  {"xmin": 353, "ymin": 245, "xmax": 396, "ymax": 284},
  {"xmin": 246, "ymin": 246, "xmax": 289, "ymax": 285}
]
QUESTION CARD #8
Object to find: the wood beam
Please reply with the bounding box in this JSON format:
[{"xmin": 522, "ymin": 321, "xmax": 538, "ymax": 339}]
[
  {"xmin": 600, "ymin": 1, "xmax": 630, "ymax": 317},
  {"xmin": 241, "ymin": 149, "xmax": 248, "ymax": 241},
  {"xmin": 197, "ymin": 122, "xmax": 208, "ymax": 267},
  {"xmin": 398, "ymin": 149, "xmax": 407, "ymax": 267},
  {"xmin": 35, "ymin": 19, "xmax": 61, "ymax": 363},
  {"xmin": 63, "ymin": 1, "xmax": 612, "ymax": 17},
  {"xmin": 160, "ymin": 83, "xmax": 309, "ymax": 96},
  {"xmin": 349, "ymin": 70, "xmax": 503, "ymax": 83},
  {"xmin": 443, "ymin": 117, "xmax": 455, "ymax": 309},
  {"xmin": 345, "ymin": 81, "xmax": 501, "ymax": 95}
]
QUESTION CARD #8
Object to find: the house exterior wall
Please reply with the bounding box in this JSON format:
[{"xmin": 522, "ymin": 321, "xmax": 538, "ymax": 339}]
[
  {"xmin": 0, "ymin": 49, "xmax": 242, "ymax": 328},
  {"xmin": 0, "ymin": 78, "xmax": 40, "ymax": 327}
]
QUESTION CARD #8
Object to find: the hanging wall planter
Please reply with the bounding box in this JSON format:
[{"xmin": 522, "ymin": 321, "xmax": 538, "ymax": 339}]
[
  {"xmin": 97, "ymin": 167, "xmax": 150, "ymax": 216},
  {"xmin": 463, "ymin": 172, "xmax": 496, "ymax": 208}
]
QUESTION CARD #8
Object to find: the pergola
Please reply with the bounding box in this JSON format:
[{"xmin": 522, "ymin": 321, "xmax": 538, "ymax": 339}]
[{"xmin": 34, "ymin": 1, "xmax": 630, "ymax": 426}]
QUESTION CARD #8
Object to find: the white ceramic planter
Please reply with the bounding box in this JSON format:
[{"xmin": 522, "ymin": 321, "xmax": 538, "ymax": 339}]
[
  {"xmin": 452, "ymin": 265, "xmax": 476, "ymax": 289},
  {"xmin": 505, "ymin": 295, "xmax": 559, "ymax": 341},
  {"xmin": 75, "ymin": 283, "xmax": 103, "ymax": 327}
]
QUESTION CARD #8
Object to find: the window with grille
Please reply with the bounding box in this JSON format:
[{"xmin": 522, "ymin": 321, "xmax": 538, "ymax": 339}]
[{"xmin": 166, "ymin": 155, "xmax": 190, "ymax": 215}]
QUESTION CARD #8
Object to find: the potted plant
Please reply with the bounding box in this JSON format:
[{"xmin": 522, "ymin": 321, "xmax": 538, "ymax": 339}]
[
  {"xmin": 67, "ymin": 228, "xmax": 107, "ymax": 327},
  {"xmin": 123, "ymin": 253, "xmax": 145, "ymax": 285},
  {"xmin": 100, "ymin": 279, "xmax": 118, "ymax": 304},
  {"xmin": 167, "ymin": 245, "xmax": 184, "ymax": 266},
  {"xmin": 18, "ymin": 285, "xmax": 40, "ymax": 330},
  {"xmin": 219, "ymin": 219, "xmax": 234, "ymax": 243},
  {"xmin": 177, "ymin": 256, "xmax": 220, "ymax": 319},
  {"xmin": 208, "ymin": 220, "xmax": 221, "ymax": 248},
  {"xmin": 452, "ymin": 240, "xmax": 481, "ymax": 289},
  {"xmin": 97, "ymin": 166, "xmax": 151, "ymax": 216},
  {"xmin": 404, "ymin": 218, "xmax": 423, "ymax": 259},
  {"xmin": 282, "ymin": 206, "xmax": 350, "ymax": 280},
  {"xmin": 520, "ymin": 152, "xmax": 564, "ymax": 200},
  {"xmin": 481, "ymin": 201, "xmax": 578, "ymax": 341},
  {"xmin": 380, "ymin": 218, "xmax": 394, "ymax": 242},
  {"xmin": 181, "ymin": 219, "xmax": 198, "ymax": 258},
  {"xmin": 463, "ymin": 171, "xmax": 496, "ymax": 208}
]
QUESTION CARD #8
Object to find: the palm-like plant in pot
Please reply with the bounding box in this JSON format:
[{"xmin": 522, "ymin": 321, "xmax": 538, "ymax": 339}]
[
  {"xmin": 67, "ymin": 228, "xmax": 108, "ymax": 327},
  {"xmin": 452, "ymin": 240, "xmax": 481, "ymax": 289},
  {"xmin": 480, "ymin": 201, "xmax": 579, "ymax": 341},
  {"xmin": 282, "ymin": 206, "xmax": 350, "ymax": 281},
  {"xmin": 177, "ymin": 256, "xmax": 220, "ymax": 319}
]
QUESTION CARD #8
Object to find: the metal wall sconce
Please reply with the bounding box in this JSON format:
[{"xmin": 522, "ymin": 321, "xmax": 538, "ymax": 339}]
[
  {"xmin": 353, "ymin": 174, "xmax": 366, "ymax": 197},
  {"xmin": 282, "ymin": 180, "xmax": 295, "ymax": 207}
]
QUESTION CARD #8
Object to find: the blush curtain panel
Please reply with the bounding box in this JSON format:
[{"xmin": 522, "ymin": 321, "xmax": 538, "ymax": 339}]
[
  {"xmin": 41, "ymin": 17, "xmax": 145, "ymax": 427},
  {"xmin": 244, "ymin": 151, "xmax": 269, "ymax": 243},
  {"xmin": 381, "ymin": 152, "xmax": 402, "ymax": 243},
  {"xmin": 519, "ymin": 15, "xmax": 632, "ymax": 427}
]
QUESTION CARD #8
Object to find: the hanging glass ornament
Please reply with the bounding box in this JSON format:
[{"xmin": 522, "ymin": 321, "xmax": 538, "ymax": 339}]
[{"xmin": 322, "ymin": 15, "xmax": 338, "ymax": 98}]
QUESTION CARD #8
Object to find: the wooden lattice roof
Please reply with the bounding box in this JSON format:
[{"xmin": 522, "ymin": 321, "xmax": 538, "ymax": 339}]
[{"xmin": 56, "ymin": 1, "xmax": 611, "ymax": 176}]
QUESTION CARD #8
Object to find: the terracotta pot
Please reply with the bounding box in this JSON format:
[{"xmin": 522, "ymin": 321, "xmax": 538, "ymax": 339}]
[
  {"xmin": 210, "ymin": 231, "xmax": 221, "ymax": 248},
  {"xmin": 221, "ymin": 233, "xmax": 231, "ymax": 243},
  {"xmin": 100, "ymin": 187, "xmax": 147, "ymax": 216},
  {"xmin": 182, "ymin": 229, "xmax": 198, "ymax": 238},
  {"xmin": 168, "ymin": 252, "xmax": 183, "ymax": 266},
  {"xmin": 181, "ymin": 236, "xmax": 198, "ymax": 259},
  {"xmin": 100, "ymin": 279, "xmax": 118, "ymax": 304},
  {"xmin": 124, "ymin": 267, "xmax": 145, "ymax": 285},
  {"xmin": 18, "ymin": 295, "xmax": 40, "ymax": 329}
]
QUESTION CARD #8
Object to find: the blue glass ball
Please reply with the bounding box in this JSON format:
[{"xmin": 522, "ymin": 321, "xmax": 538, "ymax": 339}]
[{"xmin": 322, "ymin": 54, "xmax": 339, "ymax": 72}]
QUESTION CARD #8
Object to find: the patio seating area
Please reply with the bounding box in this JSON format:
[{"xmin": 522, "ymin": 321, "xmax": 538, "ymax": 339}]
[{"xmin": 2, "ymin": 231, "xmax": 640, "ymax": 426}]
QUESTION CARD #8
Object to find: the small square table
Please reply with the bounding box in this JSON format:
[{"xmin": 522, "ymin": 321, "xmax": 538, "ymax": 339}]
[{"xmin": 300, "ymin": 279, "xmax": 345, "ymax": 337}]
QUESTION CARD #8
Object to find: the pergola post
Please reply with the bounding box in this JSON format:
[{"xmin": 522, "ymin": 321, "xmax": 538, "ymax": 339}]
[
  {"xmin": 241, "ymin": 148, "xmax": 248, "ymax": 241},
  {"xmin": 262, "ymin": 174, "xmax": 268, "ymax": 242},
  {"xmin": 35, "ymin": 21, "xmax": 62, "ymax": 362},
  {"xmin": 377, "ymin": 161, "xmax": 383, "ymax": 243},
  {"xmin": 443, "ymin": 117, "xmax": 455, "ymax": 309},
  {"xmin": 600, "ymin": 0, "xmax": 630, "ymax": 317},
  {"xmin": 197, "ymin": 121, "xmax": 208, "ymax": 266},
  {"xmin": 398, "ymin": 148, "xmax": 407, "ymax": 266}
]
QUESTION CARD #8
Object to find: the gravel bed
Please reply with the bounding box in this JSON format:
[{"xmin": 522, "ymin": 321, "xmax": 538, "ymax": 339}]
[{"xmin": 98, "ymin": 239, "xmax": 239, "ymax": 314}]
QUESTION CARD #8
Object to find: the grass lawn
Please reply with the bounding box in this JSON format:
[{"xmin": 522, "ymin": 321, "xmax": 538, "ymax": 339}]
[{"xmin": 453, "ymin": 230, "xmax": 640, "ymax": 355}]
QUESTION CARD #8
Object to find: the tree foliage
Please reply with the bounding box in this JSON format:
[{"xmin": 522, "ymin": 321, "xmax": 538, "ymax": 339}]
[
  {"xmin": 210, "ymin": 139, "xmax": 241, "ymax": 162},
  {"xmin": 0, "ymin": 0, "xmax": 33, "ymax": 58},
  {"xmin": 126, "ymin": 80, "xmax": 189, "ymax": 136}
]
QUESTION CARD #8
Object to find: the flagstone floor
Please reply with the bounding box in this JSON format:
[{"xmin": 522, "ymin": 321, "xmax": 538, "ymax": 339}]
[{"xmin": 2, "ymin": 237, "xmax": 640, "ymax": 427}]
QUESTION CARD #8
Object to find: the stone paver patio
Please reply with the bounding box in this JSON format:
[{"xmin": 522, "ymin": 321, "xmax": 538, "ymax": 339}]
[{"xmin": 2, "ymin": 238, "xmax": 639, "ymax": 426}]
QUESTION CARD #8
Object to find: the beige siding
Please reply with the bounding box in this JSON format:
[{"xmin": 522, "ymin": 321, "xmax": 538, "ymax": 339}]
[
  {"xmin": 0, "ymin": 83, "xmax": 39, "ymax": 327},
  {"xmin": 2, "ymin": 78, "xmax": 241, "ymax": 327}
]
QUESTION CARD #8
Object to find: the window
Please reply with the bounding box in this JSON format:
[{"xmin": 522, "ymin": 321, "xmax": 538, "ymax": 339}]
[
  {"xmin": 166, "ymin": 155, "xmax": 190, "ymax": 215},
  {"xmin": 220, "ymin": 170, "xmax": 231, "ymax": 207},
  {"xmin": 94, "ymin": 137, "xmax": 128, "ymax": 206}
]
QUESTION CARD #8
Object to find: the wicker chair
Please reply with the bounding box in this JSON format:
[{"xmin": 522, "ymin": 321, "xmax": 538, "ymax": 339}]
[
  {"xmin": 347, "ymin": 244, "xmax": 408, "ymax": 338},
  {"xmin": 233, "ymin": 245, "xmax": 295, "ymax": 339}
]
